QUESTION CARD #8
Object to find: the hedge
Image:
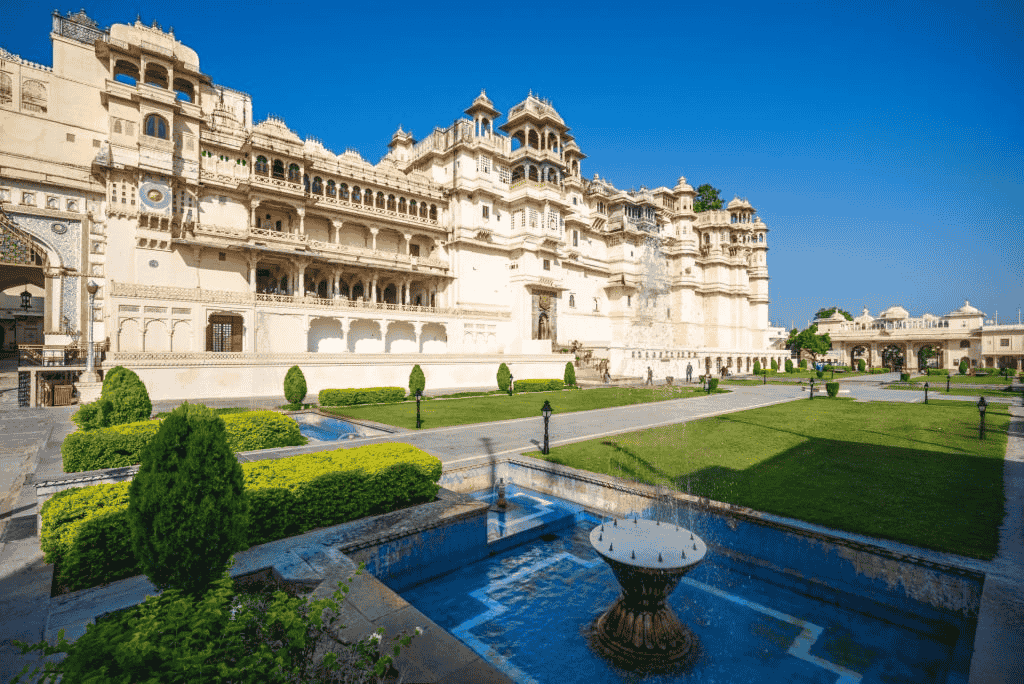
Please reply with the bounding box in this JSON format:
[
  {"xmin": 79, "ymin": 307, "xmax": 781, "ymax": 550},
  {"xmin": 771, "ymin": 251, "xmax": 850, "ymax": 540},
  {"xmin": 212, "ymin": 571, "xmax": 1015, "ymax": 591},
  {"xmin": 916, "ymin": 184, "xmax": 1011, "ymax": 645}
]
[
  {"xmin": 513, "ymin": 379, "xmax": 564, "ymax": 393},
  {"xmin": 61, "ymin": 411, "xmax": 306, "ymax": 473},
  {"xmin": 707, "ymin": 378, "xmax": 719, "ymax": 391},
  {"xmin": 900, "ymin": 372, "xmax": 911, "ymax": 382},
  {"xmin": 318, "ymin": 387, "xmax": 406, "ymax": 406},
  {"xmin": 42, "ymin": 443, "xmax": 442, "ymax": 593},
  {"xmin": 926, "ymin": 368, "xmax": 950, "ymax": 375},
  {"xmin": 825, "ymin": 381, "xmax": 840, "ymax": 398}
]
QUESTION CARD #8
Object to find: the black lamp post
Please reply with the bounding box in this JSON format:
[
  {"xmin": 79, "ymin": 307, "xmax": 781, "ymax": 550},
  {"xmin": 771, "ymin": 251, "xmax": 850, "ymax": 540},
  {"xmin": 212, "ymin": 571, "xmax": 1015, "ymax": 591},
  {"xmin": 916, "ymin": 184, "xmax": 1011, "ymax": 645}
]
[
  {"xmin": 508, "ymin": 373, "xmax": 514, "ymax": 396},
  {"xmin": 977, "ymin": 396, "xmax": 987, "ymax": 440},
  {"xmin": 762, "ymin": 371, "xmax": 766, "ymax": 385},
  {"xmin": 20, "ymin": 289, "xmax": 32, "ymax": 313},
  {"xmin": 541, "ymin": 400, "xmax": 552, "ymax": 455},
  {"xmin": 924, "ymin": 382, "xmax": 929, "ymax": 404},
  {"xmin": 415, "ymin": 388, "xmax": 422, "ymax": 429},
  {"xmin": 947, "ymin": 375, "xmax": 951, "ymax": 392},
  {"xmin": 809, "ymin": 378, "xmax": 815, "ymax": 400}
]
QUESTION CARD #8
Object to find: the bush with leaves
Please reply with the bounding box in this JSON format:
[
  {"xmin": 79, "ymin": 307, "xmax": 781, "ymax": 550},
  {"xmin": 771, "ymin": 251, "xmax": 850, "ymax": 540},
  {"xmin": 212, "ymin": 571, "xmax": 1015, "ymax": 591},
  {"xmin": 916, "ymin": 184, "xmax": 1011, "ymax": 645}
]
[
  {"xmin": 826, "ymin": 382, "xmax": 840, "ymax": 398},
  {"xmin": 409, "ymin": 364, "xmax": 425, "ymax": 397},
  {"xmin": 753, "ymin": 360, "xmax": 761, "ymax": 375},
  {"xmin": 9, "ymin": 564, "xmax": 423, "ymax": 684},
  {"xmin": 858, "ymin": 359, "xmax": 867, "ymax": 372},
  {"xmin": 70, "ymin": 398, "xmax": 114, "ymax": 431},
  {"xmin": 497, "ymin": 362, "xmax": 511, "ymax": 392},
  {"xmin": 785, "ymin": 359, "xmax": 794, "ymax": 373},
  {"xmin": 708, "ymin": 378, "xmax": 719, "ymax": 391},
  {"xmin": 799, "ymin": 359, "xmax": 807, "ymax": 369},
  {"xmin": 816, "ymin": 370, "xmax": 824, "ymax": 379},
  {"xmin": 564, "ymin": 361, "xmax": 576, "ymax": 387},
  {"xmin": 959, "ymin": 359, "xmax": 968, "ymax": 375},
  {"xmin": 283, "ymin": 365, "xmax": 307, "ymax": 406},
  {"xmin": 99, "ymin": 366, "xmax": 152, "ymax": 426},
  {"xmin": 771, "ymin": 359, "xmax": 779, "ymax": 371},
  {"xmin": 128, "ymin": 403, "xmax": 250, "ymax": 598}
]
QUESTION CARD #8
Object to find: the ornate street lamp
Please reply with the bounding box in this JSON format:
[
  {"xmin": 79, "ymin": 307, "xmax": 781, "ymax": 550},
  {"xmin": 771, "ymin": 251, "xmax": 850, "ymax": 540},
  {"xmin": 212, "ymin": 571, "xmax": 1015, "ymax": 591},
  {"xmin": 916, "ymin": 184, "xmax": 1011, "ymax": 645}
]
[
  {"xmin": 947, "ymin": 375, "xmax": 951, "ymax": 392},
  {"xmin": 541, "ymin": 400, "xmax": 553, "ymax": 455},
  {"xmin": 809, "ymin": 378, "xmax": 815, "ymax": 400},
  {"xmin": 415, "ymin": 388, "xmax": 422, "ymax": 429},
  {"xmin": 85, "ymin": 281, "xmax": 99, "ymax": 381},
  {"xmin": 924, "ymin": 382, "xmax": 929, "ymax": 404},
  {"xmin": 20, "ymin": 289, "xmax": 32, "ymax": 312},
  {"xmin": 508, "ymin": 373, "xmax": 514, "ymax": 396},
  {"xmin": 977, "ymin": 396, "xmax": 987, "ymax": 440}
]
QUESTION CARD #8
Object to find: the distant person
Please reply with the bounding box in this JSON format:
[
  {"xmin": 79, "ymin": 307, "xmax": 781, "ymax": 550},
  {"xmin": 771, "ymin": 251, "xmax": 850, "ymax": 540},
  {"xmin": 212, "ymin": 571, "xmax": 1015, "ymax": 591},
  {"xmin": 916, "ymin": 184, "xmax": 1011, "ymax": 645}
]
[
  {"xmin": 603, "ymin": 369, "xmax": 611, "ymax": 384},
  {"xmin": 646, "ymin": 367, "xmax": 654, "ymax": 386},
  {"xmin": 686, "ymin": 362, "xmax": 693, "ymax": 383}
]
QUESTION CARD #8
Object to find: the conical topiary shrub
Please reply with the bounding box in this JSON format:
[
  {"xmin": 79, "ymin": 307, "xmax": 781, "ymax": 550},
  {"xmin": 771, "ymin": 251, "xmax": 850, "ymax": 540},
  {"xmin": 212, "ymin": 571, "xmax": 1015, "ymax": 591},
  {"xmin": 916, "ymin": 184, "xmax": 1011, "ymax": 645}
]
[
  {"xmin": 100, "ymin": 366, "xmax": 152, "ymax": 425},
  {"xmin": 771, "ymin": 359, "xmax": 779, "ymax": 372},
  {"xmin": 785, "ymin": 359, "xmax": 793, "ymax": 373},
  {"xmin": 284, "ymin": 365, "xmax": 307, "ymax": 406},
  {"xmin": 127, "ymin": 403, "xmax": 249, "ymax": 598},
  {"xmin": 497, "ymin": 363, "xmax": 511, "ymax": 392},
  {"xmin": 753, "ymin": 360, "xmax": 761, "ymax": 375},
  {"xmin": 409, "ymin": 364, "xmax": 425, "ymax": 396},
  {"xmin": 958, "ymin": 358, "xmax": 968, "ymax": 375},
  {"xmin": 564, "ymin": 361, "xmax": 576, "ymax": 388}
]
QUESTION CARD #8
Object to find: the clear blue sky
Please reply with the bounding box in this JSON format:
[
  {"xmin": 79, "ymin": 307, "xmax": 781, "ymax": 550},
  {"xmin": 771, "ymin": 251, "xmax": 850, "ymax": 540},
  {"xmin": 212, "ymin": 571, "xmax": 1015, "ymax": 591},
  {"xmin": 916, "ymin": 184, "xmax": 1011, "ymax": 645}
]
[{"xmin": 4, "ymin": 1, "xmax": 1022, "ymax": 329}]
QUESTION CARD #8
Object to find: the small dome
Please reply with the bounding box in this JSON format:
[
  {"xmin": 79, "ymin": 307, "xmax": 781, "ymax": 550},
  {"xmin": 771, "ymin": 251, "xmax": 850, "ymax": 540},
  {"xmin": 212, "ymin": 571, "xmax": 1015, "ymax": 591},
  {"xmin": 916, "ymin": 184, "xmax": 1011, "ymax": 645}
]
[
  {"xmin": 828, "ymin": 311, "xmax": 846, "ymax": 321},
  {"xmin": 878, "ymin": 305, "xmax": 909, "ymax": 319},
  {"xmin": 727, "ymin": 196, "xmax": 744, "ymax": 210},
  {"xmin": 674, "ymin": 176, "xmax": 694, "ymax": 193},
  {"xmin": 854, "ymin": 308, "xmax": 874, "ymax": 324},
  {"xmin": 389, "ymin": 125, "xmax": 413, "ymax": 146},
  {"xmin": 947, "ymin": 300, "xmax": 984, "ymax": 317}
]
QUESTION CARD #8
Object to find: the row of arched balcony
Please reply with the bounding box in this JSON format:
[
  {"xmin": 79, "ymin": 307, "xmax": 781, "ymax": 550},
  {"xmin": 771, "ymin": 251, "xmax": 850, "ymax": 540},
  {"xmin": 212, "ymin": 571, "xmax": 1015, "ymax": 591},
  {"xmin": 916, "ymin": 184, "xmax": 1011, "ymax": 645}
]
[{"xmin": 113, "ymin": 59, "xmax": 195, "ymax": 102}]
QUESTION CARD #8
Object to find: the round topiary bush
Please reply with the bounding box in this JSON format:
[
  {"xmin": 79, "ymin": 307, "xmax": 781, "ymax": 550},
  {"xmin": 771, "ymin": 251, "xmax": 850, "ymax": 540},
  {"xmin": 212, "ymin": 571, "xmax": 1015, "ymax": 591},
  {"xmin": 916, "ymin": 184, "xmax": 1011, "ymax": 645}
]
[
  {"xmin": 409, "ymin": 364, "xmax": 425, "ymax": 397},
  {"xmin": 283, "ymin": 366, "xmax": 307, "ymax": 406},
  {"xmin": 771, "ymin": 359, "xmax": 779, "ymax": 371},
  {"xmin": 708, "ymin": 378, "xmax": 719, "ymax": 391},
  {"xmin": 100, "ymin": 366, "xmax": 152, "ymax": 426},
  {"xmin": 785, "ymin": 359, "xmax": 794, "ymax": 373},
  {"xmin": 900, "ymin": 372, "xmax": 910, "ymax": 382},
  {"xmin": 858, "ymin": 359, "xmax": 866, "ymax": 372},
  {"xmin": 958, "ymin": 359, "xmax": 968, "ymax": 375},
  {"xmin": 564, "ymin": 361, "xmax": 576, "ymax": 388},
  {"xmin": 825, "ymin": 381, "xmax": 840, "ymax": 398},
  {"xmin": 799, "ymin": 359, "xmax": 807, "ymax": 369},
  {"xmin": 816, "ymin": 370, "xmax": 824, "ymax": 379},
  {"xmin": 127, "ymin": 403, "xmax": 250, "ymax": 598},
  {"xmin": 753, "ymin": 360, "xmax": 761, "ymax": 375},
  {"xmin": 497, "ymin": 363, "xmax": 511, "ymax": 392}
]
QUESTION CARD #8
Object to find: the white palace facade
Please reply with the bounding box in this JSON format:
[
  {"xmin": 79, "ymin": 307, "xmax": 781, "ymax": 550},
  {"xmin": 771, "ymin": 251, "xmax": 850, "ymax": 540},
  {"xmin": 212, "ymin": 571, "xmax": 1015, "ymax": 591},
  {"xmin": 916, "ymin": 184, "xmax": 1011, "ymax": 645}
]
[{"xmin": 1, "ymin": 11, "xmax": 783, "ymax": 403}]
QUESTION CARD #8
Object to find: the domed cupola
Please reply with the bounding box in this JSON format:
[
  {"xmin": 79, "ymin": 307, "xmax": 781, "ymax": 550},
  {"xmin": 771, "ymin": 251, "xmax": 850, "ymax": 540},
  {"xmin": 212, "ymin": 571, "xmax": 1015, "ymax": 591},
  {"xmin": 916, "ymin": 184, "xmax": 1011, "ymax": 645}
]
[{"xmin": 464, "ymin": 90, "xmax": 501, "ymax": 137}]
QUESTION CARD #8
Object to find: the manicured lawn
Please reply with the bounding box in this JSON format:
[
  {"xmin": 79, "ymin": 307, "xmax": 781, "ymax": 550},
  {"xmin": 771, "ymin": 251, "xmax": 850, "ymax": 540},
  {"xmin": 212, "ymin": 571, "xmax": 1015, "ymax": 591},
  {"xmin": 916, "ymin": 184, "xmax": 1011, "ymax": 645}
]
[
  {"xmin": 907, "ymin": 374, "xmax": 1021, "ymax": 385},
  {"xmin": 536, "ymin": 399, "xmax": 1009, "ymax": 560},
  {"xmin": 320, "ymin": 386, "xmax": 724, "ymax": 429},
  {"xmin": 884, "ymin": 385, "xmax": 1020, "ymax": 398}
]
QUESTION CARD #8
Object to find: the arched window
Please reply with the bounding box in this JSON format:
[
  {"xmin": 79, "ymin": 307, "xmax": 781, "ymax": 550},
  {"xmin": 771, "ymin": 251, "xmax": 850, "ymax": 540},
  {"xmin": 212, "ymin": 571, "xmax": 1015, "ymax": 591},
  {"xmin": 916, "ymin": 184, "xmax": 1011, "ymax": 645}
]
[
  {"xmin": 272, "ymin": 159, "xmax": 284, "ymax": 179},
  {"xmin": 303, "ymin": 174, "xmax": 310, "ymax": 192},
  {"xmin": 569, "ymin": 294, "xmax": 575, "ymax": 308},
  {"xmin": 255, "ymin": 156, "xmax": 268, "ymax": 175},
  {"xmin": 326, "ymin": 180, "xmax": 335, "ymax": 197},
  {"xmin": 398, "ymin": 197, "xmax": 407, "ymax": 213},
  {"xmin": 113, "ymin": 60, "xmax": 139, "ymax": 86},
  {"xmin": 349, "ymin": 185, "xmax": 358, "ymax": 201},
  {"xmin": 0, "ymin": 72, "xmax": 11, "ymax": 104},
  {"xmin": 527, "ymin": 130, "xmax": 539, "ymax": 148},
  {"xmin": 288, "ymin": 164, "xmax": 300, "ymax": 182},
  {"xmin": 572, "ymin": 160, "xmax": 579, "ymax": 175},
  {"xmin": 376, "ymin": 192, "xmax": 385, "ymax": 208},
  {"xmin": 173, "ymin": 78, "xmax": 194, "ymax": 102},
  {"xmin": 409, "ymin": 199, "xmax": 417, "ymax": 215},
  {"xmin": 144, "ymin": 114, "xmax": 168, "ymax": 139},
  {"xmin": 419, "ymin": 202, "xmax": 428, "ymax": 217},
  {"xmin": 21, "ymin": 80, "xmax": 47, "ymax": 114},
  {"xmin": 387, "ymin": 195, "xmax": 396, "ymax": 211},
  {"xmin": 528, "ymin": 166, "xmax": 538, "ymax": 181},
  {"xmin": 312, "ymin": 176, "xmax": 323, "ymax": 194},
  {"xmin": 364, "ymin": 188, "xmax": 373, "ymax": 206},
  {"xmin": 429, "ymin": 205, "xmax": 437, "ymax": 221},
  {"xmin": 511, "ymin": 131, "xmax": 524, "ymax": 151},
  {"xmin": 143, "ymin": 64, "xmax": 168, "ymax": 89}
]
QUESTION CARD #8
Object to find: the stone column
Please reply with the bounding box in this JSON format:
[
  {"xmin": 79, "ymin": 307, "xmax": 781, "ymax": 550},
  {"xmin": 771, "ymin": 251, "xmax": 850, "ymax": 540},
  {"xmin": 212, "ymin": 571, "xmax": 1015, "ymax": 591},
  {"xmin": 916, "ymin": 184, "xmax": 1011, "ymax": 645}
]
[
  {"xmin": 340, "ymin": 318, "xmax": 350, "ymax": 352},
  {"xmin": 413, "ymin": 321, "xmax": 424, "ymax": 353},
  {"xmin": 403, "ymin": 278, "xmax": 411, "ymax": 305},
  {"xmin": 43, "ymin": 267, "xmax": 61, "ymax": 333},
  {"xmin": 369, "ymin": 226, "xmax": 379, "ymax": 252},
  {"xmin": 246, "ymin": 253, "xmax": 259, "ymax": 293},
  {"xmin": 377, "ymin": 319, "xmax": 388, "ymax": 352},
  {"xmin": 331, "ymin": 219, "xmax": 343, "ymax": 245},
  {"xmin": 295, "ymin": 259, "xmax": 307, "ymax": 298},
  {"xmin": 296, "ymin": 206, "xmax": 305, "ymax": 236},
  {"xmin": 249, "ymin": 198, "xmax": 259, "ymax": 228},
  {"xmin": 192, "ymin": 246, "xmax": 203, "ymax": 288},
  {"xmin": 403, "ymin": 233, "xmax": 412, "ymax": 255}
]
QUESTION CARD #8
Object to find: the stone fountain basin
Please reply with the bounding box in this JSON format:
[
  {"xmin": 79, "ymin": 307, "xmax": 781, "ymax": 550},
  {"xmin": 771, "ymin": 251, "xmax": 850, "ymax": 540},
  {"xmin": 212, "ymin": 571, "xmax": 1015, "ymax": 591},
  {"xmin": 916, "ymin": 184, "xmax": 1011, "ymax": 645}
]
[{"xmin": 590, "ymin": 518, "xmax": 707, "ymax": 571}]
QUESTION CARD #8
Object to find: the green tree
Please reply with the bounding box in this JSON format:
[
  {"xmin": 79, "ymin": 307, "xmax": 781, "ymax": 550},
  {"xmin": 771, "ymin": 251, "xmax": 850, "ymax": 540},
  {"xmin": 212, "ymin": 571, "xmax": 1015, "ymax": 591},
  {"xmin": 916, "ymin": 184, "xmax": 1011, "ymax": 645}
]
[
  {"xmin": 127, "ymin": 403, "xmax": 249, "ymax": 598},
  {"xmin": 753, "ymin": 359, "xmax": 761, "ymax": 375},
  {"xmin": 858, "ymin": 359, "xmax": 866, "ymax": 372},
  {"xmin": 497, "ymin": 363, "xmax": 511, "ymax": 391},
  {"xmin": 785, "ymin": 358, "xmax": 794, "ymax": 373},
  {"xmin": 918, "ymin": 346, "xmax": 937, "ymax": 371},
  {"xmin": 770, "ymin": 358, "xmax": 778, "ymax": 371},
  {"xmin": 409, "ymin": 364, "xmax": 426, "ymax": 396},
  {"xmin": 564, "ymin": 361, "xmax": 576, "ymax": 387},
  {"xmin": 958, "ymin": 358, "xmax": 968, "ymax": 375},
  {"xmin": 283, "ymin": 365, "xmax": 307, "ymax": 406},
  {"xmin": 815, "ymin": 307, "xmax": 853, "ymax": 321},
  {"xmin": 100, "ymin": 366, "xmax": 152, "ymax": 425},
  {"xmin": 693, "ymin": 184, "xmax": 724, "ymax": 212},
  {"xmin": 791, "ymin": 324, "xmax": 832, "ymax": 367}
]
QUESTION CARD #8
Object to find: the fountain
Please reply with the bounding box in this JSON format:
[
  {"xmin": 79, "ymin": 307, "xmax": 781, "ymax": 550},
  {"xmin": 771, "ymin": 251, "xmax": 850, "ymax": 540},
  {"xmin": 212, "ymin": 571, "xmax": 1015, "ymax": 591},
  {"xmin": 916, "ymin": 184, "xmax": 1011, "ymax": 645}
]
[
  {"xmin": 588, "ymin": 516, "xmax": 707, "ymax": 671},
  {"xmin": 488, "ymin": 478, "xmax": 520, "ymax": 514}
]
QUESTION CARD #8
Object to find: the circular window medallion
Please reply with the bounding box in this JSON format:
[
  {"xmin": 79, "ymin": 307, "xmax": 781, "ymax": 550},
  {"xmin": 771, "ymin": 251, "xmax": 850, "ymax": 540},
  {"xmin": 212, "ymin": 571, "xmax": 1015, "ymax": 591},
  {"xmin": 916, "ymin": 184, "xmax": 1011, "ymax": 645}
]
[
  {"xmin": 147, "ymin": 189, "xmax": 164, "ymax": 202},
  {"xmin": 149, "ymin": 259, "xmax": 159, "ymax": 268},
  {"xmin": 51, "ymin": 223, "xmax": 68, "ymax": 235}
]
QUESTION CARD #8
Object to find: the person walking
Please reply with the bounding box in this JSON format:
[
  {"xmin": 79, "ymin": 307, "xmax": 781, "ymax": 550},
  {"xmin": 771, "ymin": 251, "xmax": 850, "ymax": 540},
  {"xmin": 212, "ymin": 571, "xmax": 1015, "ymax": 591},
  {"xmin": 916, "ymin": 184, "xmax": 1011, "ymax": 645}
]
[
  {"xmin": 646, "ymin": 366, "xmax": 654, "ymax": 386},
  {"xmin": 686, "ymin": 362, "xmax": 693, "ymax": 383}
]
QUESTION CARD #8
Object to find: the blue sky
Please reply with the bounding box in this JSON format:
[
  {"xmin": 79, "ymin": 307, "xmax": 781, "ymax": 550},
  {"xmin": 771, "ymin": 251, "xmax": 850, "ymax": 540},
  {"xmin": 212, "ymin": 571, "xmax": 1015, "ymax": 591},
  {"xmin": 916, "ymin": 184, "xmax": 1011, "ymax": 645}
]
[{"xmin": 4, "ymin": 1, "xmax": 1022, "ymax": 329}]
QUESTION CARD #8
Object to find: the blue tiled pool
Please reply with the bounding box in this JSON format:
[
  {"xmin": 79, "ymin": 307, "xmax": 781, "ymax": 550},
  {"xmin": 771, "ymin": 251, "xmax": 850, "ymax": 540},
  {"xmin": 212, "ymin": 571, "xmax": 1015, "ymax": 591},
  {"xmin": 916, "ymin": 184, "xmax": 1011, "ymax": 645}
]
[
  {"xmin": 292, "ymin": 413, "xmax": 388, "ymax": 441},
  {"xmin": 391, "ymin": 488, "xmax": 975, "ymax": 684}
]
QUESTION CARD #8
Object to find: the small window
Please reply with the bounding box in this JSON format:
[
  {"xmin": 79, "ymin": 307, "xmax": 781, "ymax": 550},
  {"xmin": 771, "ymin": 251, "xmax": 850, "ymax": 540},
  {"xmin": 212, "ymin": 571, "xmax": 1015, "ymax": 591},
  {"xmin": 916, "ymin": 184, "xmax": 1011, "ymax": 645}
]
[
  {"xmin": 144, "ymin": 114, "xmax": 168, "ymax": 139},
  {"xmin": 410, "ymin": 244, "xmax": 420, "ymax": 257},
  {"xmin": 573, "ymin": 230, "xmax": 578, "ymax": 247},
  {"xmin": 218, "ymin": 252, "xmax": 227, "ymax": 261},
  {"xmin": 482, "ymin": 205, "xmax": 490, "ymax": 219},
  {"xmin": 21, "ymin": 80, "xmax": 47, "ymax": 113},
  {"xmin": 627, "ymin": 295, "xmax": 631, "ymax": 307},
  {"xmin": 568, "ymin": 294, "xmax": 575, "ymax": 308},
  {"xmin": 46, "ymin": 196, "xmax": 58, "ymax": 209},
  {"xmin": 960, "ymin": 340, "xmax": 971, "ymax": 348},
  {"xmin": 593, "ymin": 298, "xmax": 600, "ymax": 312},
  {"xmin": 543, "ymin": 259, "xmax": 551, "ymax": 271},
  {"xmin": 1000, "ymin": 338, "xmax": 1010, "ymax": 347},
  {"xmin": 0, "ymin": 72, "xmax": 12, "ymax": 105},
  {"xmin": 66, "ymin": 133, "xmax": 75, "ymax": 142}
]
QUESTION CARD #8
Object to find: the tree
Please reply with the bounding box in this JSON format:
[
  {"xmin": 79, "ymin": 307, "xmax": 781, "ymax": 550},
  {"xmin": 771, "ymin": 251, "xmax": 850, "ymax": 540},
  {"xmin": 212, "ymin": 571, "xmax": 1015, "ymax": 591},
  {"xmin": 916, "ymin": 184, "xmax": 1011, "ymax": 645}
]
[
  {"xmin": 409, "ymin": 364, "xmax": 425, "ymax": 396},
  {"xmin": 918, "ymin": 346, "xmax": 936, "ymax": 371},
  {"xmin": 127, "ymin": 403, "xmax": 249, "ymax": 598},
  {"xmin": 693, "ymin": 184, "xmax": 724, "ymax": 213},
  {"xmin": 815, "ymin": 307, "xmax": 853, "ymax": 321},
  {"xmin": 101, "ymin": 366, "xmax": 152, "ymax": 425},
  {"xmin": 958, "ymin": 358, "xmax": 968, "ymax": 375},
  {"xmin": 785, "ymin": 358, "xmax": 794, "ymax": 373},
  {"xmin": 858, "ymin": 359, "xmax": 866, "ymax": 372},
  {"xmin": 564, "ymin": 361, "xmax": 576, "ymax": 387},
  {"xmin": 791, "ymin": 324, "xmax": 832, "ymax": 367},
  {"xmin": 770, "ymin": 358, "xmax": 778, "ymax": 371},
  {"xmin": 497, "ymin": 363, "xmax": 511, "ymax": 392},
  {"xmin": 283, "ymin": 365, "xmax": 307, "ymax": 406},
  {"xmin": 753, "ymin": 359, "xmax": 761, "ymax": 375}
]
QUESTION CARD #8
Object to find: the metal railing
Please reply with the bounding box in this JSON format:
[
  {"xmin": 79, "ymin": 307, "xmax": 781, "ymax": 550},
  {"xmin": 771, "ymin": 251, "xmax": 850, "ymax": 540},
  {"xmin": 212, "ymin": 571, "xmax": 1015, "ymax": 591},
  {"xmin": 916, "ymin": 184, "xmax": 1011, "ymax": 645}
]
[{"xmin": 17, "ymin": 343, "xmax": 108, "ymax": 367}]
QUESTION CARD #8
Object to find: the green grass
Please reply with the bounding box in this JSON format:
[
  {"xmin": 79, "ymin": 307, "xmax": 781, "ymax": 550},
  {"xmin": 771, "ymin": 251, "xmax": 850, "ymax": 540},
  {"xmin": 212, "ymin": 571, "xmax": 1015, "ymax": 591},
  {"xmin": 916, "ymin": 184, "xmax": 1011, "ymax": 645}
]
[
  {"xmin": 884, "ymin": 385, "xmax": 1020, "ymax": 398},
  {"xmin": 321, "ymin": 386, "xmax": 724, "ymax": 429},
  {"xmin": 906, "ymin": 374, "xmax": 1020, "ymax": 385},
  {"xmin": 536, "ymin": 400, "xmax": 1009, "ymax": 560}
]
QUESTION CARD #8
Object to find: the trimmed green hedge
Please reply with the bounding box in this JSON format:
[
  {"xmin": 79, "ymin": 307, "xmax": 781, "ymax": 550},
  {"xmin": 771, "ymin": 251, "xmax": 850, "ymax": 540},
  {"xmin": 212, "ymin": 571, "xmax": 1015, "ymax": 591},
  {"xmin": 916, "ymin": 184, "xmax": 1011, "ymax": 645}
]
[
  {"xmin": 318, "ymin": 387, "xmax": 406, "ymax": 406},
  {"xmin": 900, "ymin": 372, "xmax": 911, "ymax": 382},
  {"xmin": 42, "ymin": 443, "xmax": 442, "ymax": 593},
  {"xmin": 825, "ymin": 381, "xmax": 840, "ymax": 397},
  {"xmin": 61, "ymin": 411, "xmax": 306, "ymax": 473},
  {"xmin": 926, "ymin": 368, "xmax": 950, "ymax": 375},
  {"xmin": 708, "ymin": 378, "xmax": 719, "ymax": 391},
  {"xmin": 514, "ymin": 379, "xmax": 564, "ymax": 393}
]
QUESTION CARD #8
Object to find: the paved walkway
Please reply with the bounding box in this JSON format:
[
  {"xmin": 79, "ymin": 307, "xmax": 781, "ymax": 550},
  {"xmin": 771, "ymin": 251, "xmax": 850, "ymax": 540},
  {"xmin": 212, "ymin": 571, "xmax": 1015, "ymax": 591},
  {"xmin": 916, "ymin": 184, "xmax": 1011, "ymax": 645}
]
[{"xmin": 1, "ymin": 379, "xmax": 1021, "ymax": 682}]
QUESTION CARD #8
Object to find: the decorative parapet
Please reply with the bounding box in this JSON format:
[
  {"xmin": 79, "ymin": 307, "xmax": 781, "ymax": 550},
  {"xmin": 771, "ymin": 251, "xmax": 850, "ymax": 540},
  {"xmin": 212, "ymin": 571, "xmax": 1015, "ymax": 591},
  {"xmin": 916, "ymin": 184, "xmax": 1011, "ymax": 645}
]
[
  {"xmin": 694, "ymin": 211, "xmax": 732, "ymax": 227},
  {"xmin": 108, "ymin": 281, "xmax": 508, "ymax": 319}
]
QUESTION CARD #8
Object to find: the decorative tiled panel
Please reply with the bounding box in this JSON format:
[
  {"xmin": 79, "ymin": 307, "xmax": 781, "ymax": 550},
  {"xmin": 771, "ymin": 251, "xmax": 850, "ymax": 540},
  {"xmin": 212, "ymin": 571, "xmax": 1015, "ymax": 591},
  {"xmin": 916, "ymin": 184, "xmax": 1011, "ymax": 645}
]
[
  {"xmin": 8, "ymin": 213, "xmax": 81, "ymax": 271},
  {"xmin": 62, "ymin": 275, "xmax": 79, "ymax": 328}
]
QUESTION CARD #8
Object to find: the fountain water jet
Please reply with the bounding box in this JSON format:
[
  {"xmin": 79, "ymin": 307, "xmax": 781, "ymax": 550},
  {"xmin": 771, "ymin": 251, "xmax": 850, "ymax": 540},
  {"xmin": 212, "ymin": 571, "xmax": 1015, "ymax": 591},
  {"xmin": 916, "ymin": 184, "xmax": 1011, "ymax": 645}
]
[{"xmin": 588, "ymin": 517, "xmax": 707, "ymax": 671}]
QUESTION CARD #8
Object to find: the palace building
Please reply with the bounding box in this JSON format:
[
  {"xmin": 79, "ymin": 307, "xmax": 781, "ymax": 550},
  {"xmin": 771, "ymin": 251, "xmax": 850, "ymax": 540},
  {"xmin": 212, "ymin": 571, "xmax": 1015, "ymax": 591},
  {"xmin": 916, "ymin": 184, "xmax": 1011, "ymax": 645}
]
[{"xmin": 1, "ymin": 10, "xmax": 784, "ymax": 405}]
